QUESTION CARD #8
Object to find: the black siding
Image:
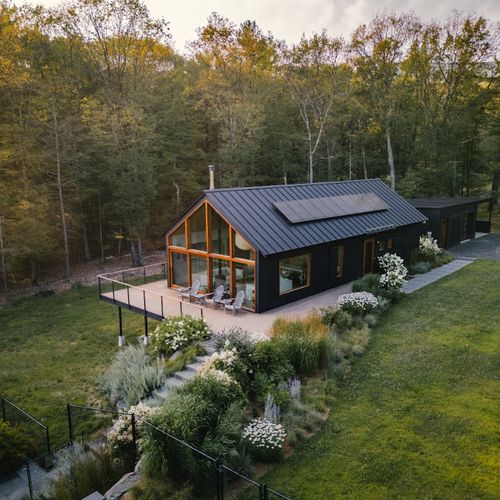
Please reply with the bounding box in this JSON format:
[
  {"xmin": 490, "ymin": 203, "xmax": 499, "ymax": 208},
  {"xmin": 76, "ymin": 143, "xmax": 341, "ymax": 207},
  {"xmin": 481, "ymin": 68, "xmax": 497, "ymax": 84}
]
[{"xmin": 256, "ymin": 223, "xmax": 421, "ymax": 312}]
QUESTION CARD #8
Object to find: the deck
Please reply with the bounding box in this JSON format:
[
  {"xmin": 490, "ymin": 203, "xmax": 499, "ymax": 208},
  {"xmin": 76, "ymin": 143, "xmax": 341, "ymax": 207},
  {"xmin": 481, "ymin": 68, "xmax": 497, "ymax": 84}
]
[{"xmin": 100, "ymin": 277, "xmax": 352, "ymax": 335}]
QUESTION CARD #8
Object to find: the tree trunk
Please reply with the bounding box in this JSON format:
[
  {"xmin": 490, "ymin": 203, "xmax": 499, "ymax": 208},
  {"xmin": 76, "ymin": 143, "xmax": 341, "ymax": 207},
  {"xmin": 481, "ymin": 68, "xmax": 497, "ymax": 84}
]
[
  {"xmin": 97, "ymin": 197, "xmax": 105, "ymax": 263},
  {"xmin": 81, "ymin": 215, "xmax": 91, "ymax": 262},
  {"xmin": 308, "ymin": 150, "xmax": 314, "ymax": 183},
  {"xmin": 137, "ymin": 238, "xmax": 143, "ymax": 266},
  {"xmin": 0, "ymin": 217, "xmax": 7, "ymax": 294},
  {"xmin": 174, "ymin": 182, "xmax": 180, "ymax": 216},
  {"xmin": 362, "ymin": 144, "xmax": 368, "ymax": 179},
  {"xmin": 30, "ymin": 258, "xmax": 38, "ymax": 286},
  {"xmin": 130, "ymin": 240, "xmax": 137, "ymax": 267},
  {"xmin": 386, "ymin": 127, "xmax": 396, "ymax": 189},
  {"xmin": 348, "ymin": 139, "xmax": 353, "ymax": 180},
  {"xmin": 491, "ymin": 170, "xmax": 499, "ymax": 206},
  {"xmin": 52, "ymin": 104, "xmax": 70, "ymax": 279}
]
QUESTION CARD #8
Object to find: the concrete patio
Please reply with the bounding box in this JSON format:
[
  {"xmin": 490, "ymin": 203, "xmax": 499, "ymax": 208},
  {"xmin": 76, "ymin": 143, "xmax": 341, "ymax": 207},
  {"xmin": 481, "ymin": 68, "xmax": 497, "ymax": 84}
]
[{"xmin": 101, "ymin": 280, "xmax": 352, "ymax": 335}]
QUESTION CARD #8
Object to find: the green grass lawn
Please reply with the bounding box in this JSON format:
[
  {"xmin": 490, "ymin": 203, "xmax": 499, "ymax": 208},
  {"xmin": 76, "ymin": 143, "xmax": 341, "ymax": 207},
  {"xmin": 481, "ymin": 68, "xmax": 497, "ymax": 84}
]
[
  {"xmin": 0, "ymin": 285, "xmax": 158, "ymax": 448},
  {"xmin": 247, "ymin": 260, "xmax": 500, "ymax": 499}
]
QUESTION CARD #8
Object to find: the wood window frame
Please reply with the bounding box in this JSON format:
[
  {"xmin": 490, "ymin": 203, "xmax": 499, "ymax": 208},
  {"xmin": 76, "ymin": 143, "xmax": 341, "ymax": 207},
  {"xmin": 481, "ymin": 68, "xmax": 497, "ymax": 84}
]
[
  {"xmin": 363, "ymin": 238, "xmax": 376, "ymax": 275},
  {"xmin": 335, "ymin": 245, "xmax": 344, "ymax": 278},
  {"xmin": 166, "ymin": 200, "xmax": 257, "ymax": 311},
  {"xmin": 278, "ymin": 253, "xmax": 311, "ymax": 296}
]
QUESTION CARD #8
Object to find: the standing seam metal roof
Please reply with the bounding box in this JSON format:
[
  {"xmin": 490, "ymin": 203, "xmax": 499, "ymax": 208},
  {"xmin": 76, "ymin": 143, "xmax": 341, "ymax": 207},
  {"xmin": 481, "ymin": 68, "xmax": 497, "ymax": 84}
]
[{"xmin": 204, "ymin": 179, "xmax": 426, "ymax": 256}]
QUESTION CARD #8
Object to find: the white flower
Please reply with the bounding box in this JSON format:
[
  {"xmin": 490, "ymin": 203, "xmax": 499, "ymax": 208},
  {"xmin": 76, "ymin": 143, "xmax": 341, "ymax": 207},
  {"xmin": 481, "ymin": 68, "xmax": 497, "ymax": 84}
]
[
  {"xmin": 243, "ymin": 418, "xmax": 286, "ymax": 450},
  {"xmin": 377, "ymin": 252, "xmax": 408, "ymax": 291},
  {"xmin": 338, "ymin": 292, "xmax": 378, "ymax": 311},
  {"xmin": 419, "ymin": 235, "xmax": 442, "ymax": 257}
]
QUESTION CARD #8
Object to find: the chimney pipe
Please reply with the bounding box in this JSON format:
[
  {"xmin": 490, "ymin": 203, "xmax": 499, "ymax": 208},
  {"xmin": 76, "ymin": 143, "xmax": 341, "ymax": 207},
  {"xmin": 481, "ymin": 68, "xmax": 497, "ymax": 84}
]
[{"xmin": 208, "ymin": 165, "xmax": 215, "ymax": 190}]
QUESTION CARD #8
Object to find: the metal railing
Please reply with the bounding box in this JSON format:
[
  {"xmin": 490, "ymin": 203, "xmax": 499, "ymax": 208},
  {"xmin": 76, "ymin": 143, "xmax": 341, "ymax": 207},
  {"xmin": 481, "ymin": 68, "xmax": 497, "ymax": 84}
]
[
  {"xmin": 67, "ymin": 404, "xmax": 292, "ymax": 500},
  {"xmin": 97, "ymin": 262, "xmax": 204, "ymax": 320},
  {"xmin": 0, "ymin": 395, "xmax": 51, "ymax": 459}
]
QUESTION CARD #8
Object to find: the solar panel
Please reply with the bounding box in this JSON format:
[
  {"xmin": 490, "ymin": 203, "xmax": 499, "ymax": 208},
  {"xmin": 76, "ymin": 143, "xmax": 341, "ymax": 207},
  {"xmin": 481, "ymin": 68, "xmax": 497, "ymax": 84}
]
[{"xmin": 273, "ymin": 192, "xmax": 389, "ymax": 224}]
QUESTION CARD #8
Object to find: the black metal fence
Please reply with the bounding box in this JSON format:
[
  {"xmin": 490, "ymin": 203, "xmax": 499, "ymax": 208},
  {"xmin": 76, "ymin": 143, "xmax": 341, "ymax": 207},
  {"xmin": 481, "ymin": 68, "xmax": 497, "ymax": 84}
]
[
  {"xmin": 67, "ymin": 404, "xmax": 291, "ymax": 500},
  {"xmin": 0, "ymin": 394, "xmax": 51, "ymax": 460}
]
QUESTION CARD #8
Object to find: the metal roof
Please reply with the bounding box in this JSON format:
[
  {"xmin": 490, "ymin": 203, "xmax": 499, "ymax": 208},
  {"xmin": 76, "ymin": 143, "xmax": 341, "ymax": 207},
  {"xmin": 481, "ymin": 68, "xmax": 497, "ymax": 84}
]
[
  {"xmin": 204, "ymin": 179, "xmax": 426, "ymax": 256},
  {"xmin": 410, "ymin": 197, "xmax": 490, "ymax": 209}
]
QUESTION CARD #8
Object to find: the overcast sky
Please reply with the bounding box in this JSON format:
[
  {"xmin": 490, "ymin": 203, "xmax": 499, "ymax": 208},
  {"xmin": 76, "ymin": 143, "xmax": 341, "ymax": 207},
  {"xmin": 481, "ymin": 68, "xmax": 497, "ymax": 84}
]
[{"xmin": 14, "ymin": 0, "xmax": 500, "ymax": 51}]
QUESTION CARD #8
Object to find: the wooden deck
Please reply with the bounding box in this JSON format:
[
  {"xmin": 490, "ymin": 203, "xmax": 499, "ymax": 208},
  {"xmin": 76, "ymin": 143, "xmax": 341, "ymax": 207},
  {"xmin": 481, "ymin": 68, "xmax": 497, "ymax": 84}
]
[{"xmin": 101, "ymin": 279, "xmax": 352, "ymax": 335}]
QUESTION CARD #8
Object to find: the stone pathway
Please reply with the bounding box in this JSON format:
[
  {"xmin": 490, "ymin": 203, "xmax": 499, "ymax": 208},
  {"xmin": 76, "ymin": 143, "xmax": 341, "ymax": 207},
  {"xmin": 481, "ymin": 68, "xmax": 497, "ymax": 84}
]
[
  {"xmin": 449, "ymin": 234, "xmax": 500, "ymax": 261},
  {"xmin": 403, "ymin": 259, "xmax": 474, "ymax": 294}
]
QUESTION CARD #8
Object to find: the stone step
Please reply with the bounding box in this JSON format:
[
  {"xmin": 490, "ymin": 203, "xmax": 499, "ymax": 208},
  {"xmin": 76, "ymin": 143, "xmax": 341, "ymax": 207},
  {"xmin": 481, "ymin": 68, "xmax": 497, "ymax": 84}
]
[
  {"xmin": 174, "ymin": 369, "xmax": 196, "ymax": 382},
  {"xmin": 195, "ymin": 355, "xmax": 210, "ymax": 364},
  {"xmin": 185, "ymin": 361, "xmax": 205, "ymax": 373}
]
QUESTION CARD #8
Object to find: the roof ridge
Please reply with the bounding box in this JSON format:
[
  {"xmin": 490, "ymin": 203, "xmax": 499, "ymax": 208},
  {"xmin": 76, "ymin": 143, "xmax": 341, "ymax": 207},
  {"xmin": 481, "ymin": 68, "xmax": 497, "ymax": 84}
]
[{"xmin": 204, "ymin": 178, "xmax": 384, "ymax": 193}]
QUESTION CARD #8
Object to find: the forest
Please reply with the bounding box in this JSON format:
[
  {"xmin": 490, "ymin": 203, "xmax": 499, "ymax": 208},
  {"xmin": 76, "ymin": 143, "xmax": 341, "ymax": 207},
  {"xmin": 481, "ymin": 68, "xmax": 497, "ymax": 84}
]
[{"xmin": 0, "ymin": 0, "xmax": 498, "ymax": 288}]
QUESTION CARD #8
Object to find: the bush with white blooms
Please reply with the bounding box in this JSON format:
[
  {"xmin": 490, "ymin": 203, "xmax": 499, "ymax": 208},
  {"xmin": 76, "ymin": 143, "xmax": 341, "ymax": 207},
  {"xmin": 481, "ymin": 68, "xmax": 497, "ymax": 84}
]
[
  {"xmin": 378, "ymin": 252, "xmax": 408, "ymax": 292},
  {"xmin": 337, "ymin": 291, "xmax": 378, "ymax": 315},
  {"xmin": 419, "ymin": 235, "xmax": 442, "ymax": 258},
  {"xmin": 151, "ymin": 315, "xmax": 210, "ymax": 355},
  {"xmin": 243, "ymin": 418, "xmax": 287, "ymax": 462}
]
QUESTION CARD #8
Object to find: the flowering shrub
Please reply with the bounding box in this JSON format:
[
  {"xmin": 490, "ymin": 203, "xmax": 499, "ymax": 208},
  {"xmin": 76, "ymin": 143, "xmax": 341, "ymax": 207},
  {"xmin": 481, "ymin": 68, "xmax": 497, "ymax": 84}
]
[
  {"xmin": 200, "ymin": 348, "xmax": 238, "ymax": 374},
  {"xmin": 199, "ymin": 368, "xmax": 235, "ymax": 385},
  {"xmin": 419, "ymin": 235, "xmax": 442, "ymax": 258},
  {"xmin": 337, "ymin": 292, "xmax": 378, "ymax": 316},
  {"xmin": 378, "ymin": 253, "xmax": 408, "ymax": 292},
  {"xmin": 243, "ymin": 418, "xmax": 287, "ymax": 462},
  {"xmin": 152, "ymin": 315, "xmax": 210, "ymax": 355},
  {"xmin": 107, "ymin": 403, "xmax": 160, "ymax": 457}
]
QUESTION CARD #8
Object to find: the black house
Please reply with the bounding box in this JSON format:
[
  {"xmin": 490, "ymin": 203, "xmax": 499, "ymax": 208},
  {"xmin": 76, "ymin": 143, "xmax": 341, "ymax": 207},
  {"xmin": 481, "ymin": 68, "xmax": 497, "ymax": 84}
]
[
  {"xmin": 165, "ymin": 179, "xmax": 426, "ymax": 313},
  {"xmin": 410, "ymin": 197, "xmax": 492, "ymax": 249}
]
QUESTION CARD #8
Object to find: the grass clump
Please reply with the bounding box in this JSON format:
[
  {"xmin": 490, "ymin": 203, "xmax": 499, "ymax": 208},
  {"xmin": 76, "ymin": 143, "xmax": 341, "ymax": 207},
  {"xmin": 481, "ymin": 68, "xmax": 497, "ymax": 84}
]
[
  {"xmin": 0, "ymin": 421, "xmax": 37, "ymax": 476},
  {"xmin": 100, "ymin": 343, "xmax": 165, "ymax": 407}
]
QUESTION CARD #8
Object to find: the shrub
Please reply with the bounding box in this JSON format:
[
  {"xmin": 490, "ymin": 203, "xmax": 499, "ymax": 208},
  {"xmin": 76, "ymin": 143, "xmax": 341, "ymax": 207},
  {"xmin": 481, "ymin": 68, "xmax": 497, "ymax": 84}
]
[
  {"xmin": 101, "ymin": 343, "xmax": 165, "ymax": 407},
  {"xmin": 272, "ymin": 330, "xmax": 319, "ymax": 376},
  {"xmin": 409, "ymin": 261, "xmax": 432, "ymax": 274},
  {"xmin": 51, "ymin": 445, "xmax": 127, "ymax": 500},
  {"xmin": 152, "ymin": 315, "xmax": 210, "ymax": 355},
  {"xmin": 351, "ymin": 273, "xmax": 381, "ymax": 295},
  {"xmin": 320, "ymin": 307, "xmax": 353, "ymax": 334},
  {"xmin": 337, "ymin": 292, "xmax": 378, "ymax": 316},
  {"xmin": 165, "ymin": 344, "xmax": 200, "ymax": 377},
  {"xmin": 129, "ymin": 477, "xmax": 193, "ymax": 499},
  {"xmin": 243, "ymin": 418, "xmax": 286, "ymax": 462},
  {"xmin": 213, "ymin": 327, "xmax": 260, "ymax": 363},
  {"xmin": 419, "ymin": 235, "xmax": 442, "ymax": 258},
  {"xmin": 378, "ymin": 253, "xmax": 408, "ymax": 293},
  {"xmin": 435, "ymin": 251, "xmax": 454, "ymax": 267},
  {"xmin": 252, "ymin": 340, "xmax": 294, "ymax": 387},
  {"xmin": 140, "ymin": 376, "xmax": 248, "ymax": 492},
  {"xmin": 0, "ymin": 421, "xmax": 37, "ymax": 476}
]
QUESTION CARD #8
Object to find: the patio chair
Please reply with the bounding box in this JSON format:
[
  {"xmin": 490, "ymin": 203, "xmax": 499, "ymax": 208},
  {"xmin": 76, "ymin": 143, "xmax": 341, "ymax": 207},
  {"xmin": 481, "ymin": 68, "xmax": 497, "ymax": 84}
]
[
  {"xmin": 224, "ymin": 290, "xmax": 245, "ymax": 315},
  {"xmin": 205, "ymin": 285, "xmax": 225, "ymax": 308},
  {"xmin": 180, "ymin": 279, "xmax": 201, "ymax": 303}
]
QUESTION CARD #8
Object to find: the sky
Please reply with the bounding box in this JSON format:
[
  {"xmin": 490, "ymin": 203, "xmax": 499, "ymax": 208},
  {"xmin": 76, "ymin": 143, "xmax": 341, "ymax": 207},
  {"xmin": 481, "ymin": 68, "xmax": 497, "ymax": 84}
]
[{"xmin": 14, "ymin": 0, "xmax": 500, "ymax": 52}]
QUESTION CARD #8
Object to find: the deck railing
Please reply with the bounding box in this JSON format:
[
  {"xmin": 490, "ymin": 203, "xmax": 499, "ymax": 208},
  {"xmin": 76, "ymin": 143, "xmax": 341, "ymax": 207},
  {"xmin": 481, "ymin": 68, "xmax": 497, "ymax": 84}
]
[{"xmin": 97, "ymin": 262, "xmax": 204, "ymax": 319}]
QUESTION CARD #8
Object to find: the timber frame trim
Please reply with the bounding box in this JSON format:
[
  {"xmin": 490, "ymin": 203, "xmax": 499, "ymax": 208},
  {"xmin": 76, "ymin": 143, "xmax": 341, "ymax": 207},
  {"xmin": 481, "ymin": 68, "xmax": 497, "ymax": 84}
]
[{"xmin": 166, "ymin": 199, "xmax": 257, "ymax": 311}]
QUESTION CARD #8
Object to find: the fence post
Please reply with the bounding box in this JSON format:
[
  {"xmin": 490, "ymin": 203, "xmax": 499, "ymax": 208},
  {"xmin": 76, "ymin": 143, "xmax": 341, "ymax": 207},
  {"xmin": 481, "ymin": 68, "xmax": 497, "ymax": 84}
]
[
  {"xmin": 260, "ymin": 483, "xmax": 269, "ymax": 500},
  {"xmin": 127, "ymin": 286, "xmax": 130, "ymax": 309},
  {"xmin": 26, "ymin": 462, "xmax": 33, "ymax": 499},
  {"xmin": 98, "ymin": 276, "xmax": 102, "ymax": 297},
  {"xmin": 143, "ymin": 290, "xmax": 146, "ymax": 312},
  {"xmin": 215, "ymin": 459, "xmax": 224, "ymax": 500},
  {"xmin": 143, "ymin": 267, "xmax": 146, "ymax": 284},
  {"xmin": 161, "ymin": 296, "xmax": 164, "ymax": 318},
  {"xmin": 163, "ymin": 262, "xmax": 167, "ymax": 280},
  {"xmin": 179, "ymin": 301, "xmax": 183, "ymax": 316},
  {"xmin": 131, "ymin": 413, "xmax": 137, "ymax": 466},
  {"xmin": 45, "ymin": 426, "xmax": 51, "ymax": 454},
  {"xmin": 67, "ymin": 404, "xmax": 73, "ymax": 444},
  {"xmin": 112, "ymin": 280, "xmax": 115, "ymax": 303},
  {"xmin": 1, "ymin": 397, "xmax": 5, "ymax": 421}
]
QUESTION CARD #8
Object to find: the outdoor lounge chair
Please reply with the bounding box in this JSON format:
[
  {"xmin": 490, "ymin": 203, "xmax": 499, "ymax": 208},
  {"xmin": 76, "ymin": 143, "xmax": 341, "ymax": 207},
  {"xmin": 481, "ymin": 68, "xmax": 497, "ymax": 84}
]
[
  {"xmin": 204, "ymin": 285, "xmax": 225, "ymax": 308},
  {"xmin": 224, "ymin": 290, "xmax": 245, "ymax": 315},
  {"xmin": 180, "ymin": 279, "xmax": 202, "ymax": 303}
]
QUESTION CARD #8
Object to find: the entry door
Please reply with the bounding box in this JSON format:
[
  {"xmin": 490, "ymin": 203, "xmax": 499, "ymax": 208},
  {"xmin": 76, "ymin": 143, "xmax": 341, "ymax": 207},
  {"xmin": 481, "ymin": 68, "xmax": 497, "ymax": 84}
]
[
  {"xmin": 440, "ymin": 218, "xmax": 448, "ymax": 248},
  {"xmin": 363, "ymin": 238, "xmax": 375, "ymax": 275}
]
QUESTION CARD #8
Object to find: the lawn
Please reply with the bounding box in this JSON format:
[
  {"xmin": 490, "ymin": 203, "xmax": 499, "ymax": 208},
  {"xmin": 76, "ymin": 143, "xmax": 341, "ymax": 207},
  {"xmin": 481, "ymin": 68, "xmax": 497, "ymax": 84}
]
[
  {"xmin": 245, "ymin": 260, "xmax": 500, "ymax": 499},
  {"xmin": 0, "ymin": 285, "xmax": 158, "ymax": 448}
]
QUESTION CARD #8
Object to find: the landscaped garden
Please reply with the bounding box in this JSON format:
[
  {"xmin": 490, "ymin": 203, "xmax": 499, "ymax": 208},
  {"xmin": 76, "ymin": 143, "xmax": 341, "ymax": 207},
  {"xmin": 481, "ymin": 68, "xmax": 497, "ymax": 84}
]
[{"xmin": 1, "ymin": 253, "xmax": 499, "ymax": 498}]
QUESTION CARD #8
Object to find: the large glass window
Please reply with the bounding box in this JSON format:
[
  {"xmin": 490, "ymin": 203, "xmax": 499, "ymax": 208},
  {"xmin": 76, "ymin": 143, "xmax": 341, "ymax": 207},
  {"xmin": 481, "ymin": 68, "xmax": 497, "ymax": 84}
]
[
  {"xmin": 234, "ymin": 262, "xmax": 255, "ymax": 310},
  {"xmin": 171, "ymin": 252, "xmax": 188, "ymax": 287},
  {"xmin": 211, "ymin": 257, "xmax": 230, "ymax": 293},
  {"xmin": 210, "ymin": 206, "xmax": 229, "ymax": 255},
  {"xmin": 188, "ymin": 205, "xmax": 207, "ymax": 251},
  {"xmin": 279, "ymin": 254, "xmax": 310, "ymax": 294},
  {"xmin": 233, "ymin": 231, "xmax": 255, "ymax": 260},
  {"xmin": 190, "ymin": 255, "xmax": 208, "ymax": 291},
  {"xmin": 330, "ymin": 246, "xmax": 343, "ymax": 279},
  {"xmin": 169, "ymin": 223, "xmax": 185, "ymax": 247}
]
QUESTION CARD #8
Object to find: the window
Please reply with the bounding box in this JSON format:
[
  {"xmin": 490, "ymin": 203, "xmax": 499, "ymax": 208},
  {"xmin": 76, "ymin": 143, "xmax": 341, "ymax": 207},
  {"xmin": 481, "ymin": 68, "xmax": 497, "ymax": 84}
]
[
  {"xmin": 171, "ymin": 252, "xmax": 188, "ymax": 287},
  {"xmin": 234, "ymin": 262, "xmax": 255, "ymax": 309},
  {"xmin": 211, "ymin": 257, "xmax": 230, "ymax": 293},
  {"xmin": 279, "ymin": 254, "xmax": 310, "ymax": 294},
  {"xmin": 209, "ymin": 206, "xmax": 229, "ymax": 255},
  {"xmin": 188, "ymin": 205, "xmax": 206, "ymax": 251},
  {"xmin": 233, "ymin": 231, "xmax": 255, "ymax": 261},
  {"xmin": 190, "ymin": 255, "xmax": 208, "ymax": 291},
  {"xmin": 378, "ymin": 240, "xmax": 385, "ymax": 252},
  {"xmin": 169, "ymin": 223, "xmax": 185, "ymax": 247},
  {"xmin": 387, "ymin": 239, "xmax": 393, "ymax": 250}
]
